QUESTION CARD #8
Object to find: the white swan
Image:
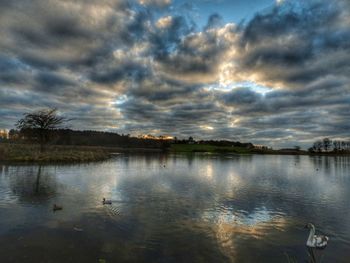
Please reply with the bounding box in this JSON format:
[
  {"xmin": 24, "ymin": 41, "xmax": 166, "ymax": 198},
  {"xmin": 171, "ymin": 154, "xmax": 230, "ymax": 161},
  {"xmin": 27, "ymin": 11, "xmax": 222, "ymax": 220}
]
[
  {"xmin": 102, "ymin": 198, "xmax": 112, "ymax": 205},
  {"xmin": 305, "ymin": 223, "xmax": 329, "ymax": 248}
]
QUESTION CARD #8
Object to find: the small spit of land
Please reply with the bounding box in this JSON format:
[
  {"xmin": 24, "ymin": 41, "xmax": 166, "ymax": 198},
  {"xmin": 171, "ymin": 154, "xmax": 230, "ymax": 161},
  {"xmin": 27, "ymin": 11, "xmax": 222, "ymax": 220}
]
[
  {"xmin": 0, "ymin": 143, "xmax": 110, "ymax": 163},
  {"xmin": 0, "ymin": 143, "xmax": 162, "ymax": 163}
]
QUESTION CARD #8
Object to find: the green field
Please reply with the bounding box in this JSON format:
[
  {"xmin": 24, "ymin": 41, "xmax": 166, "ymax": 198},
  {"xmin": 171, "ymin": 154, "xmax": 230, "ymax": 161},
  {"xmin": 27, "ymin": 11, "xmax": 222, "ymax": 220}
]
[{"xmin": 170, "ymin": 144, "xmax": 252, "ymax": 154}]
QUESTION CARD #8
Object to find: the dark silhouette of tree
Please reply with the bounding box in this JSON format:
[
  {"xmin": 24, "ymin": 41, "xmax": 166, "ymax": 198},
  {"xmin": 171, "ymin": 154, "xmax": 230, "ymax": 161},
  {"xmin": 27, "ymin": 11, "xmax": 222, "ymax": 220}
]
[
  {"xmin": 307, "ymin": 147, "xmax": 314, "ymax": 153},
  {"xmin": 294, "ymin": 146, "xmax": 301, "ymax": 151},
  {"xmin": 333, "ymin": 140, "xmax": 341, "ymax": 152},
  {"xmin": 309, "ymin": 138, "xmax": 350, "ymax": 154},
  {"xmin": 9, "ymin": 128, "xmax": 172, "ymax": 149},
  {"xmin": 312, "ymin": 140, "xmax": 323, "ymax": 152},
  {"xmin": 341, "ymin": 141, "xmax": 347, "ymax": 151},
  {"xmin": 322, "ymin": 138, "xmax": 332, "ymax": 152},
  {"xmin": 9, "ymin": 129, "xmax": 19, "ymax": 139},
  {"xmin": 16, "ymin": 108, "xmax": 68, "ymax": 152}
]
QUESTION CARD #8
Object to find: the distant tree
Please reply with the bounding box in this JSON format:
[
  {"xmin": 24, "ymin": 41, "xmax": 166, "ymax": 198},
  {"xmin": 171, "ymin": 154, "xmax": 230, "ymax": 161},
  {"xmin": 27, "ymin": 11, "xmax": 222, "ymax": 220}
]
[
  {"xmin": 16, "ymin": 108, "xmax": 68, "ymax": 152},
  {"xmin": 333, "ymin": 140, "xmax": 341, "ymax": 152},
  {"xmin": 341, "ymin": 141, "xmax": 347, "ymax": 151},
  {"xmin": 308, "ymin": 147, "xmax": 315, "ymax": 153},
  {"xmin": 312, "ymin": 140, "xmax": 323, "ymax": 152},
  {"xmin": 8, "ymin": 129, "xmax": 25, "ymax": 141},
  {"xmin": 294, "ymin": 146, "xmax": 301, "ymax": 151},
  {"xmin": 322, "ymin": 138, "xmax": 332, "ymax": 152},
  {"xmin": 9, "ymin": 129, "xmax": 17, "ymax": 139}
]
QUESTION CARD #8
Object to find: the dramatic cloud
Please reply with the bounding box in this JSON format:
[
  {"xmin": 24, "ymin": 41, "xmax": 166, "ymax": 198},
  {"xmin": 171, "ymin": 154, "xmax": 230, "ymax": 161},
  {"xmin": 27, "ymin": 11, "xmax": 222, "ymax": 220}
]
[
  {"xmin": 139, "ymin": 0, "xmax": 172, "ymax": 8},
  {"xmin": 0, "ymin": 0, "xmax": 349, "ymax": 148}
]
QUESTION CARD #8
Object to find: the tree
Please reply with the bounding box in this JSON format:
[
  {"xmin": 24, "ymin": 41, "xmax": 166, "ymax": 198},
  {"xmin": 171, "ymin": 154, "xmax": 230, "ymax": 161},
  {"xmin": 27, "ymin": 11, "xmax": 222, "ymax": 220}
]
[
  {"xmin": 333, "ymin": 140, "xmax": 341, "ymax": 152},
  {"xmin": 341, "ymin": 141, "xmax": 347, "ymax": 151},
  {"xmin": 312, "ymin": 140, "xmax": 323, "ymax": 152},
  {"xmin": 322, "ymin": 138, "xmax": 332, "ymax": 152},
  {"xmin": 308, "ymin": 147, "xmax": 315, "ymax": 153},
  {"xmin": 294, "ymin": 146, "xmax": 301, "ymax": 151},
  {"xmin": 9, "ymin": 129, "xmax": 19, "ymax": 140},
  {"xmin": 16, "ymin": 108, "xmax": 68, "ymax": 152}
]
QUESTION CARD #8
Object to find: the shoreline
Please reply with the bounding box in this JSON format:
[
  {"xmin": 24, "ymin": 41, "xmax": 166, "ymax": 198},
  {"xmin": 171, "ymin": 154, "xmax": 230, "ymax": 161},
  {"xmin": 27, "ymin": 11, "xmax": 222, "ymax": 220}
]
[
  {"xmin": 0, "ymin": 143, "xmax": 164, "ymax": 164},
  {"xmin": 169, "ymin": 144, "xmax": 350, "ymax": 156},
  {"xmin": 1, "ymin": 143, "xmax": 349, "ymax": 164}
]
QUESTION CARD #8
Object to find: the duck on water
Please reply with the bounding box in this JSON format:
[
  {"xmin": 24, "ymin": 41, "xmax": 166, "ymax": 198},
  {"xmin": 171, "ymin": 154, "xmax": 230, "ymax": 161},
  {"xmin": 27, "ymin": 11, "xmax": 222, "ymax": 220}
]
[
  {"xmin": 53, "ymin": 204, "xmax": 63, "ymax": 212},
  {"xmin": 102, "ymin": 198, "xmax": 112, "ymax": 205}
]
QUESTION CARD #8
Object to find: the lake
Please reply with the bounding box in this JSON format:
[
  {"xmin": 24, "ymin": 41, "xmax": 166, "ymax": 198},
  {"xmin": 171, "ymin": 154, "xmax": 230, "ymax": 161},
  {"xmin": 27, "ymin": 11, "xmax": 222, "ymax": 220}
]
[{"xmin": 0, "ymin": 154, "xmax": 349, "ymax": 262}]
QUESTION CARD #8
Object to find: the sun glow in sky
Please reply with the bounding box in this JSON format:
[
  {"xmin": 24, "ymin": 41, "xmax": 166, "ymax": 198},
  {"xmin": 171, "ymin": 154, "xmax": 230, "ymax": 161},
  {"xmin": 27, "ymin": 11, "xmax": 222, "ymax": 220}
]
[
  {"xmin": 0, "ymin": 0, "xmax": 349, "ymax": 148},
  {"xmin": 200, "ymin": 125, "xmax": 214, "ymax": 131}
]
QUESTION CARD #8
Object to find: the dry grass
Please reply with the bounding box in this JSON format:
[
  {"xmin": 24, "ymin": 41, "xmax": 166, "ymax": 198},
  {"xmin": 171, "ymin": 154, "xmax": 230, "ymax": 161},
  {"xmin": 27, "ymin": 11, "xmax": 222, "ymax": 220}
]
[{"xmin": 0, "ymin": 143, "xmax": 111, "ymax": 163}]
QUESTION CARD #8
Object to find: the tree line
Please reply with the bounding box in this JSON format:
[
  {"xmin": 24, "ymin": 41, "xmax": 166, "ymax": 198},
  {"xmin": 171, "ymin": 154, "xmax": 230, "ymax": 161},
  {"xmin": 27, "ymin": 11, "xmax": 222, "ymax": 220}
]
[
  {"xmin": 173, "ymin": 138, "xmax": 254, "ymax": 148},
  {"xmin": 9, "ymin": 128, "xmax": 171, "ymax": 149},
  {"xmin": 5, "ymin": 108, "xmax": 258, "ymax": 152},
  {"xmin": 309, "ymin": 138, "xmax": 350, "ymax": 153},
  {"xmin": 7, "ymin": 108, "xmax": 171, "ymax": 151}
]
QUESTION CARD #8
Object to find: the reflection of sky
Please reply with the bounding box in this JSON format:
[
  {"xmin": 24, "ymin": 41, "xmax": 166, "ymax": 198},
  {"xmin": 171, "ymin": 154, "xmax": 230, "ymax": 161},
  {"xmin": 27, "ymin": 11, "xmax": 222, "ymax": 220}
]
[
  {"xmin": 202, "ymin": 205, "xmax": 283, "ymax": 231},
  {"xmin": 240, "ymin": 207, "xmax": 272, "ymax": 226},
  {"xmin": 0, "ymin": 155, "xmax": 350, "ymax": 262}
]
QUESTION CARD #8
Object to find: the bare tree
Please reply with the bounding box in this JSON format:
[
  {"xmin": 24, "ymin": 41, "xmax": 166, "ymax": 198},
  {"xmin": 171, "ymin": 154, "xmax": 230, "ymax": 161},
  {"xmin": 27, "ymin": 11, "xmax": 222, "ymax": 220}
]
[
  {"xmin": 312, "ymin": 140, "xmax": 323, "ymax": 152},
  {"xmin": 333, "ymin": 140, "xmax": 341, "ymax": 152},
  {"xmin": 294, "ymin": 145, "xmax": 301, "ymax": 151},
  {"xmin": 16, "ymin": 108, "xmax": 68, "ymax": 152},
  {"xmin": 341, "ymin": 141, "xmax": 347, "ymax": 151},
  {"xmin": 322, "ymin": 138, "xmax": 332, "ymax": 152}
]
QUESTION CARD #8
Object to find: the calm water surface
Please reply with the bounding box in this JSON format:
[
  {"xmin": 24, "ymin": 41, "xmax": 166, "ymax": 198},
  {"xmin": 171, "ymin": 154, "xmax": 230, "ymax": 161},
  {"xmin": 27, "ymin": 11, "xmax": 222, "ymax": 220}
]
[{"xmin": 0, "ymin": 154, "xmax": 349, "ymax": 262}]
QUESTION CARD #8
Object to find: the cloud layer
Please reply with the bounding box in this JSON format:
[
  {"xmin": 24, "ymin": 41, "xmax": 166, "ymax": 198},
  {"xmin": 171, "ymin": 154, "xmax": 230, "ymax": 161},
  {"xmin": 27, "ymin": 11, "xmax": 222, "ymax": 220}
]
[{"xmin": 0, "ymin": 0, "xmax": 349, "ymax": 148}]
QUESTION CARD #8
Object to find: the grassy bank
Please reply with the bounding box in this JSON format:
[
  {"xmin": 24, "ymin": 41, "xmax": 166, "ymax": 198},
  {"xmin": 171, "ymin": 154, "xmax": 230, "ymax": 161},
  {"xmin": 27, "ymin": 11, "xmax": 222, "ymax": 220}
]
[
  {"xmin": 0, "ymin": 143, "xmax": 112, "ymax": 163},
  {"xmin": 170, "ymin": 144, "xmax": 252, "ymax": 154},
  {"xmin": 0, "ymin": 143, "xmax": 167, "ymax": 163}
]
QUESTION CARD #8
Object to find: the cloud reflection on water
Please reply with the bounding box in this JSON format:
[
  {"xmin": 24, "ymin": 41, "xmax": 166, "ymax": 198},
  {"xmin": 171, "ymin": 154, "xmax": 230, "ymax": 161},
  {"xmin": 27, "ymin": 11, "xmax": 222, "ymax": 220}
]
[{"xmin": 0, "ymin": 154, "xmax": 349, "ymax": 262}]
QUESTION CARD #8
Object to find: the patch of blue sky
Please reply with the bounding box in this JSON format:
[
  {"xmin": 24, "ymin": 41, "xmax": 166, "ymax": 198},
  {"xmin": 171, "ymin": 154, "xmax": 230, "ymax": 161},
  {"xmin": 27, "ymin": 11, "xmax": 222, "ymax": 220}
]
[
  {"xmin": 113, "ymin": 95, "xmax": 129, "ymax": 105},
  {"xmin": 207, "ymin": 81, "xmax": 272, "ymax": 95},
  {"xmin": 171, "ymin": 0, "xmax": 276, "ymax": 27}
]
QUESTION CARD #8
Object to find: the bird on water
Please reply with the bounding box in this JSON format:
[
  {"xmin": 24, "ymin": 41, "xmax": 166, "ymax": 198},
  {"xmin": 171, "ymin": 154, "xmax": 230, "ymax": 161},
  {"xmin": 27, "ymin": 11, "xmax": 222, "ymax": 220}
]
[
  {"xmin": 53, "ymin": 204, "xmax": 63, "ymax": 211},
  {"xmin": 102, "ymin": 198, "xmax": 112, "ymax": 205},
  {"xmin": 305, "ymin": 223, "xmax": 329, "ymax": 248}
]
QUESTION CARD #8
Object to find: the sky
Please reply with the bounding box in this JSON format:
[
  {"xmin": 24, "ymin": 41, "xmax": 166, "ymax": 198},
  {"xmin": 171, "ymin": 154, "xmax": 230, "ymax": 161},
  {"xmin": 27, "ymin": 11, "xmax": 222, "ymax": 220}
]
[{"xmin": 0, "ymin": 0, "xmax": 349, "ymax": 148}]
